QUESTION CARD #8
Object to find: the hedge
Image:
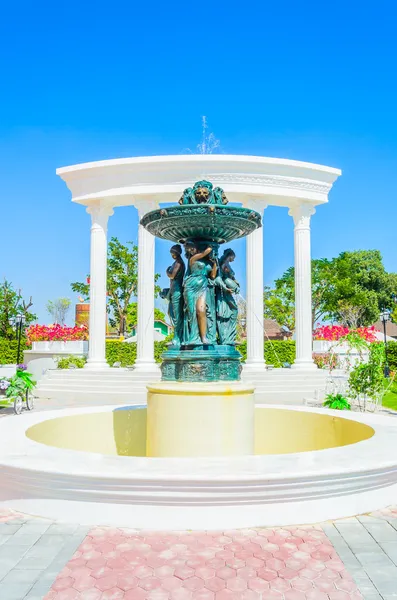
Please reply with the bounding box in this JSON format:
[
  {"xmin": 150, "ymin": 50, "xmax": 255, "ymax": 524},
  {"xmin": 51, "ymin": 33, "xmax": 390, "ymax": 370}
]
[
  {"xmin": 388, "ymin": 341, "xmax": 397, "ymax": 370},
  {"xmin": 0, "ymin": 339, "xmax": 31, "ymax": 364},
  {"xmin": 0, "ymin": 337, "xmax": 297, "ymax": 369},
  {"xmin": 105, "ymin": 339, "xmax": 296, "ymax": 368}
]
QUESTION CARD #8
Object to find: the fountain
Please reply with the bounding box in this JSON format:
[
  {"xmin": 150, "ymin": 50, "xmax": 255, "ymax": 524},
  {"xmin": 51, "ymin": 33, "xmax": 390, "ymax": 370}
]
[
  {"xmin": 141, "ymin": 180, "xmax": 261, "ymax": 457},
  {"xmin": 1, "ymin": 169, "xmax": 397, "ymax": 530}
]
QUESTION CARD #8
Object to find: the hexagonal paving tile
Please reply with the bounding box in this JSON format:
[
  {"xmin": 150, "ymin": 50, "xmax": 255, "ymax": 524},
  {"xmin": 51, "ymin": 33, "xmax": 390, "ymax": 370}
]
[{"xmin": 42, "ymin": 521, "xmax": 369, "ymax": 600}]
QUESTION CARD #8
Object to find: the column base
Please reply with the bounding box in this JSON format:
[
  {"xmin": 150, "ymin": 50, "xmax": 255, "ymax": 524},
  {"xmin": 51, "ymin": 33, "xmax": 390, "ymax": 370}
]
[
  {"xmin": 243, "ymin": 360, "xmax": 267, "ymax": 375},
  {"xmin": 84, "ymin": 359, "xmax": 110, "ymax": 371},
  {"xmin": 291, "ymin": 360, "xmax": 318, "ymax": 371},
  {"xmin": 133, "ymin": 360, "xmax": 161, "ymax": 377},
  {"xmin": 146, "ymin": 381, "xmax": 255, "ymax": 457}
]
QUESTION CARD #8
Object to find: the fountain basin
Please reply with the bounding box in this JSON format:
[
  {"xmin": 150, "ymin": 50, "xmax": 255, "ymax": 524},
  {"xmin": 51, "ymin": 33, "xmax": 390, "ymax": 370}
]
[
  {"xmin": 0, "ymin": 405, "xmax": 396, "ymax": 529},
  {"xmin": 140, "ymin": 204, "xmax": 262, "ymax": 244}
]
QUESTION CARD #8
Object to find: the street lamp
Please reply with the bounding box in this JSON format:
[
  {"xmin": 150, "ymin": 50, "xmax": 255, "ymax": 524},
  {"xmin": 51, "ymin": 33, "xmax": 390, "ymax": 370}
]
[
  {"xmin": 380, "ymin": 309, "xmax": 391, "ymax": 378},
  {"xmin": 11, "ymin": 314, "xmax": 26, "ymax": 366}
]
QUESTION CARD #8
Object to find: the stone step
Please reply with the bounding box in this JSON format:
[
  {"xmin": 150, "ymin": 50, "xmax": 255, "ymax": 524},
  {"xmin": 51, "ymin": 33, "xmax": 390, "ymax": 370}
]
[
  {"xmin": 43, "ymin": 369, "xmax": 159, "ymax": 378},
  {"xmin": 243, "ymin": 371, "xmax": 330, "ymax": 379},
  {"xmin": 35, "ymin": 389, "xmax": 147, "ymax": 402},
  {"xmin": 40, "ymin": 377, "xmax": 159, "ymax": 386}
]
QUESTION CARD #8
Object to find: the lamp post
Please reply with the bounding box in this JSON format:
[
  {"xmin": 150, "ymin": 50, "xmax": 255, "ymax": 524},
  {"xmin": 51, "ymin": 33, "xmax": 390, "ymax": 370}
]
[
  {"xmin": 380, "ymin": 309, "xmax": 391, "ymax": 378},
  {"xmin": 13, "ymin": 314, "xmax": 26, "ymax": 366}
]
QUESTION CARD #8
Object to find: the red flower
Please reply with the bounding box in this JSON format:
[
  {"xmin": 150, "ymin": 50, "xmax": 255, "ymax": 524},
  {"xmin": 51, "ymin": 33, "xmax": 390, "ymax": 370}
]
[
  {"xmin": 313, "ymin": 324, "xmax": 377, "ymax": 343},
  {"xmin": 26, "ymin": 324, "xmax": 89, "ymax": 342}
]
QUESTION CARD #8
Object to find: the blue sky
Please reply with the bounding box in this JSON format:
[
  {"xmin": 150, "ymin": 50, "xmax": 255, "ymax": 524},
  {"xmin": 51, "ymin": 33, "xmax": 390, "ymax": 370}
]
[{"xmin": 0, "ymin": 1, "xmax": 396, "ymax": 323}]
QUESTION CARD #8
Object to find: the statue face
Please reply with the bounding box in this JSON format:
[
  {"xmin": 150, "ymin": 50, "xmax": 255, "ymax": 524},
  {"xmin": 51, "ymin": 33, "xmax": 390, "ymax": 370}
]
[
  {"xmin": 194, "ymin": 186, "xmax": 210, "ymax": 203},
  {"xmin": 185, "ymin": 244, "xmax": 197, "ymax": 257}
]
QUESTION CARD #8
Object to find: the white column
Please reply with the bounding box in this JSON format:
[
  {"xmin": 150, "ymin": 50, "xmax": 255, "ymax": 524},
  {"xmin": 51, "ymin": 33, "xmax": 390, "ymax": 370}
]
[
  {"xmin": 85, "ymin": 204, "xmax": 113, "ymax": 370},
  {"xmin": 244, "ymin": 201, "xmax": 267, "ymax": 374},
  {"xmin": 134, "ymin": 201, "xmax": 159, "ymax": 375},
  {"xmin": 289, "ymin": 203, "xmax": 317, "ymax": 370}
]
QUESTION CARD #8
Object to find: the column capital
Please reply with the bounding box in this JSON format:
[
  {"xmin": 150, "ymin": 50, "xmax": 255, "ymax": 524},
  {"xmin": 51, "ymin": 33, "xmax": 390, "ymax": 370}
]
[
  {"xmin": 244, "ymin": 199, "xmax": 268, "ymax": 213},
  {"xmin": 86, "ymin": 204, "xmax": 114, "ymax": 228},
  {"xmin": 288, "ymin": 203, "xmax": 316, "ymax": 229},
  {"xmin": 134, "ymin": 200, "xmax": 159, "ymax": 220}
]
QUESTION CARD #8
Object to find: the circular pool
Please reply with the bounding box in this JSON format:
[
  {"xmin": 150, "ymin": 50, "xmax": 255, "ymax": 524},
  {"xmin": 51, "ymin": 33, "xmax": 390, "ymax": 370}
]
[
  {"xmin": 25, "ymin": 406, "xmax": 375, "ymax": 456},
  {"xmin": 0, "ymin": 404, "xmax": 396, "ymax": 530}
]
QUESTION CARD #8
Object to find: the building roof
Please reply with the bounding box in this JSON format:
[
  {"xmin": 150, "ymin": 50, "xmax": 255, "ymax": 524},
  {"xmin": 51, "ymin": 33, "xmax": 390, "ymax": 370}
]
[
  {"xmin": 373, "ymin": 320, "xmax": 397, "ymax": 339},
  {"xmin": 131, "ymin": 319, "xmax": 171, "ymax": 332},
  {"xmin": 264, "ymin": 319, "xmax": 292, "ymax": 339}
]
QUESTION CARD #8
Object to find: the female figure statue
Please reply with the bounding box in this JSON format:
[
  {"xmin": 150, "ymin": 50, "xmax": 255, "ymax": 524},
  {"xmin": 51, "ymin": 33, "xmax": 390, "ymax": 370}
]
[
  {"xmin": 164, "ymin": 244, "xmax": 185, "ymax": 346},
  {"xmin": 216, "ymin": 249, "xmax": 240, "ymax": 345},
  {"xmin": 183, "ymin": 242, "xmax": 217, "ymax": 345}
]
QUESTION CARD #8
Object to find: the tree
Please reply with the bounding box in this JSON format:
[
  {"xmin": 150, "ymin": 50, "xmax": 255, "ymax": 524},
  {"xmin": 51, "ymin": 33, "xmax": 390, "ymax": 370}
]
[
  {"xmin": 337, "ymin": 301, "xmax": 364, "ymax": 329},
  {"xmin": 264, "ymin": 259, "xmax": 336, "ymax": 330},
  {"xmin": 0, "ymin": 280, "xmax": 37, "ymax": 340},
  {"xmin": 264, "ymin": 251, "xmax": 397, "ymax": 330},
  {"xmin": 264, "ymin": 285, "xmax": 295, "ymax": 331},
  {"xmin": 127, "ymin": 303, "xmax": 166, "ymax": 331},
  {"xmin": 236, "ymin": 295, "xmax": 247, "ymax": 341},
  {"xmin": 330, "ymin": 251, "xmax": 397, "ymax": 325},
  {"xmin": 71, "ymin": 237, "xmax": 160, "ymax": 335},
  {"xmin": 46, "ymin": 298, "xmax": 71, "ymax": 324}
]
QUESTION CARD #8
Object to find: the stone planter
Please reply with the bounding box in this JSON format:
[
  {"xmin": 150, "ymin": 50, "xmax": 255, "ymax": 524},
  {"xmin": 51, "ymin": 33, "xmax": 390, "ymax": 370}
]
[
  {"xmin": 313, "ymin": 340, "xmax": 369, "ymax": 370},
  {"xmin": 31, "ymin": 341, "xmax": 88, "ymax": 353},
  {"xmin": 0, "ymin": 365, "xmax": 16, "ymax": 378},
  {"xmin": 25, "ymin": 341, "xmax": 89, "ymax": 380}
]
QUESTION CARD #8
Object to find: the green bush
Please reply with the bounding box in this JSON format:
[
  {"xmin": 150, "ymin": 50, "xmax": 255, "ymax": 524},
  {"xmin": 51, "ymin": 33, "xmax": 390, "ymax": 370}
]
[
  {"xmin": 106, "ymin": 340, "xmax": 137, "ymax": 366},
  {"xmin": 105, "ymin": 340, "xmax": 296, "ymax": 368},
  {"xmin": 388, "ymin": 341, "xmax": 397, "ymax": 371},
  {"xmin": 0, "ymin": 339, "xmax": 31, "ymax": 364},
  {"xmin": 233, "ymin": 340, "xmax": 295, "ymax": 367},
  {"xmin": 0, "ymin": 337, "xmax": 296, "ymax": 369},
  {"xmin": 264, "ymin": 340, "xmax": 295, "ymax": 367},
  {"xmin": 57, "ymin": 355, "xmax": 87, "ymax": 369}
]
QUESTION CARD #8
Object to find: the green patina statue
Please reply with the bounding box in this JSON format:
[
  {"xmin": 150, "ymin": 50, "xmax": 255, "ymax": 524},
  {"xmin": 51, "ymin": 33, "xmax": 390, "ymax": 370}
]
[
  {"xmin": 182, "ymin": 242, "xmax": 217, "ymax": 345},
  {"xmin": 179, "ymin": 180, "xmax": 228, "ymax": 206},
  {"xmin": 215, "ymin": 249, "xmax": 240, "ymax": 345},
  {"xmin": 160, "ymin": 245, "xmax": 185, "ymax": 347},
  {"xmin": 141, "ymin": 180, "xmax": 262, "ymax": 382}
]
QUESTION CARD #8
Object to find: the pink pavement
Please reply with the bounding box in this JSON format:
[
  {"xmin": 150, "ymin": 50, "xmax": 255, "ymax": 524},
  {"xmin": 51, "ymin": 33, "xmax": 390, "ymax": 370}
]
[{"xmin": 44, "ymin": 524, "xmax": 362, "ymax": 600}]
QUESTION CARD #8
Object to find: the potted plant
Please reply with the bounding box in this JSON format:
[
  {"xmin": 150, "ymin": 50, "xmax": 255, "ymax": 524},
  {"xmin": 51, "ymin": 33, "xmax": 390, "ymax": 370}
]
[
  {"xmin": 323, "ymin": 393, "xmax": 351, "ymax": 411},
  {"xmin": 0, "ymin": 365, "xmax": 36, "ymax": 414}
]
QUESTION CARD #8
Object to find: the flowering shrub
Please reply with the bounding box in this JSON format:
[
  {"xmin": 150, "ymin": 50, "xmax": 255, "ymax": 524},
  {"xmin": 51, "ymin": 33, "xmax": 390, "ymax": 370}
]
[
  {"xmin": 27, "ymin": 324, "xmax": 88, "ymax": 343},
  {"xmin": 313, "ymin": 325, "xmax": 377, "ymax": 343},
  {"xmin": 313, "ymin": 352, "xmax": 339, "ymax": 370}
]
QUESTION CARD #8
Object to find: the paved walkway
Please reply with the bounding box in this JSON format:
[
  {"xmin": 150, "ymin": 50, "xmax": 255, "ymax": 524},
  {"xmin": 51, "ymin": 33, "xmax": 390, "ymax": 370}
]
[
  {"xmin": 1, "ymin": 508, "xmax": 397, "ymax": 599},
  {"xmin": 1, "ymin": 400, "xmax": 397, "ymax": 599}
]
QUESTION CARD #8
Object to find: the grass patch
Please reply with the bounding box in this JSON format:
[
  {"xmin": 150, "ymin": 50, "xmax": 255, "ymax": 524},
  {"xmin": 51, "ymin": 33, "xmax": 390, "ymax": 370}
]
[{"xmin": 382, "ymin": 379, "xmax": 397, "ymax": 410}]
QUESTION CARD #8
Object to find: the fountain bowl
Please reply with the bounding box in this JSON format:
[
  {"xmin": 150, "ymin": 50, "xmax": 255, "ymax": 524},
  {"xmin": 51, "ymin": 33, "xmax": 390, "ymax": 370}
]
[{"xmin": 140, "ymin": 204, "xmax": 262, "ymax": 244}]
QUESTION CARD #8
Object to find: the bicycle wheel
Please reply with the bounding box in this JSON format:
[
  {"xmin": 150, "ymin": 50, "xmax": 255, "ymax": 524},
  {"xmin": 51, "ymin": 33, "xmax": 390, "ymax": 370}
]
[
  {"xmin": 26, "ymin": 391, "xmax": 34, "ymax": 411},
  {"xmin": 14, "ymin": 396, "xmax": 23, "ymax": 415}
]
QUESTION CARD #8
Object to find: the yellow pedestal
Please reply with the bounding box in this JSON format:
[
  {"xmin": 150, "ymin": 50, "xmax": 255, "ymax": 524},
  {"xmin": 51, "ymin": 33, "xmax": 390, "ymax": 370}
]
[{"xmin": 146, "ymin": 382, "xmax": 255, "ymax": 457}]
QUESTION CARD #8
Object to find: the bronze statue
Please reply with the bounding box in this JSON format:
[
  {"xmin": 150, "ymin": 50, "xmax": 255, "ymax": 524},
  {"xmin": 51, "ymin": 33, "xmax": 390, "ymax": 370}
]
[
  {"xmin": 183, "ymin": 242, "xmax": 217, "ymax": 345},
  {"xmin": 140, "ymin": 179, "xmax": 262, "ymax": 382},
  {"xmin": 216, "ymin": 249, "xmax": 240, "ymax": 345},
  {"xmin": 162, "ymin": 244, "xmax": 185, "ymax": 347},
  {"xmin": 179, "ymin": 181, "xmax": 229, "ymax": 205}
]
